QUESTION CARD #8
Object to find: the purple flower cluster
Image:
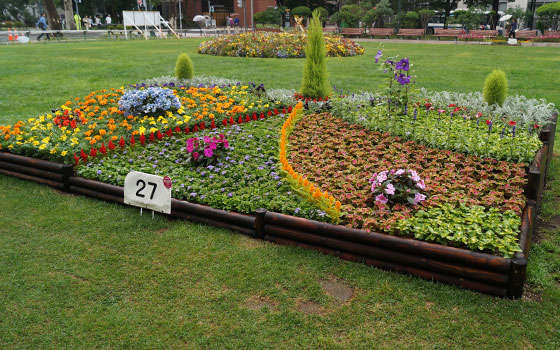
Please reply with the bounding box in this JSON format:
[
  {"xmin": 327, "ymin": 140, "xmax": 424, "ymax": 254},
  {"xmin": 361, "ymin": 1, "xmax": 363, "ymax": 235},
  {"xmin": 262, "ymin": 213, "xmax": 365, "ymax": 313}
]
[
  {"xmin": 369, "ymin": 169, "xmax": 426, "ymax": 206},
  {"xmin": 375, "ymin": 51, "xmax": 413, "ymax": 87},
  {"xmin": 186, "ymin": 134, "xmax": 229, "ymax": 166}
]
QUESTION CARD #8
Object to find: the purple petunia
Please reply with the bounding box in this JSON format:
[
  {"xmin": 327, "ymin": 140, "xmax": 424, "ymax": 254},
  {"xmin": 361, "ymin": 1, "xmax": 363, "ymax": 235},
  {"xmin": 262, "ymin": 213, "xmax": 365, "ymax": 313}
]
[{"xmin": 375, "ymin": 50, "xmax": 383, "ymax": 63}]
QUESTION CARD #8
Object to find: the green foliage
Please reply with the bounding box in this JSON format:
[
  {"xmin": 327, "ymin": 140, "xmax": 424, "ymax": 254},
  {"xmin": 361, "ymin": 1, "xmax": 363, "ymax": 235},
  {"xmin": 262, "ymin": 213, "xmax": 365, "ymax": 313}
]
[
  {"xmin": 419, "ymin": 9, "xmax": 435, "ymax": 31},
  {"xmin": 483, "ymin": 69, "xmax": 508, "ymax": 107},
  {"xmin": 174, "ymin": 53, "xmax": 193, "ymax": 80},
  {"xmin": 362, "ymin": 9, "xmax": 377, "ymax": 28},
  {"xmin": 397, "ymin": 203, "xmax": 522, "ymax": 258},
  {"xmin": 330, "ymin": 97, "xmax": 543, "ymax": 163},
  {"xmin": 314, "ymin": 6, "xmax": 329, "ymax": 22},
  {"xmin": 253, "ymin": 8, "xmax": 282, "ymax": 25},
  {"xmin": 403, "ymin": 11, "xmax": 420, "ymax": 29},
  {"xmin": 536, "ymin": 2, "xmax": 560, "ymax": 30},
  {"xmin": 300, "ymin": 10, "xmax": 330, "ymax": 99},
  {"xmin": 291, "ymin": 6, "xmax": 312, "ymax": 18},
  {"xmin": 336, "ymin": 4, "xmax": 363, "ymax": 27},
  {"xmin": 448, "ymin": 8, "xmax": 485, "ymax": 30}
]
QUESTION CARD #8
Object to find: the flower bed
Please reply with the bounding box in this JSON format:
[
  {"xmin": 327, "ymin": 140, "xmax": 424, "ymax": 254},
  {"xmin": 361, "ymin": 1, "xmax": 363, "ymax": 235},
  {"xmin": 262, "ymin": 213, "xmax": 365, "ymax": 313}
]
[
  {"xmin": 197, "ymin": 32, "xmax": 365, "ymax": 58},
  {"xmin": 0, "ymin": 75, "xmax": 557, "ymax": 297}
]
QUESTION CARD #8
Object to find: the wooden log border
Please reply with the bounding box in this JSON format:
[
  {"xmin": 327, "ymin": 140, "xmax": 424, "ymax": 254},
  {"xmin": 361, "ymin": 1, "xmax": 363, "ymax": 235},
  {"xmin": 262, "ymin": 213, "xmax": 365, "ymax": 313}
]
[{"xmin": 0, "ymin": 113, "xmax": 556, "ymax": 298}]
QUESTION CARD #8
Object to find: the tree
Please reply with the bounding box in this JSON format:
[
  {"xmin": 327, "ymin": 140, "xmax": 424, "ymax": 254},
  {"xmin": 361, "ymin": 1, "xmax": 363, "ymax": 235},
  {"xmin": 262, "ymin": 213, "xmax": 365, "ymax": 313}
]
[
  {"xmin": 375, "ymin": 0, "xmax": 394, "ymax": 28},
  {"xmin": 536, "ymin": 2, "xmax": 560, "ymax": 31},
  {"xmin": 300, "ymin": 10, "xmax": 330, "ymax": 99},
  {"xmin": 0, "ymin": 0, "xmax": 37, "ymax": 26},
  {"xmin": 335, "ymin": 4, "xmax": 363, "ymax": 27},
  {"xmin": 63, "ymin": 0, "xmax": 76, "ymax": 30},
  {"xmin": 291, "ymin": 6, "xmax": 312, "ymax": 18},
  {"xmin": 419, "ymin": 9, "xmax": 435, "ymax": 33},
  {"xmin": 43, "ymin": 0, "xmax": 62, "ymax": 30}
]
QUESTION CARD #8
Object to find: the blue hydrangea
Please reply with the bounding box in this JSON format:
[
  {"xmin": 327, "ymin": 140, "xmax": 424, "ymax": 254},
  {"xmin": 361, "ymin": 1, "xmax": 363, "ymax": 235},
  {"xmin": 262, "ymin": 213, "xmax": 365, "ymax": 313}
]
[{"xmin": 118, "ymin": 87, "xmax": 182, "ymax": 116}]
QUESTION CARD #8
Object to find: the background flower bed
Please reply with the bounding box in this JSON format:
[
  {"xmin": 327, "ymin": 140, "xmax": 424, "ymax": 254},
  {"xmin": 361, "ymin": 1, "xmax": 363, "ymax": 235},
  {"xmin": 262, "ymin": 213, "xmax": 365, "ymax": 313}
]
[{"xmin": 197, "ymin": 32, "xmax": 365, "ymax": 58}]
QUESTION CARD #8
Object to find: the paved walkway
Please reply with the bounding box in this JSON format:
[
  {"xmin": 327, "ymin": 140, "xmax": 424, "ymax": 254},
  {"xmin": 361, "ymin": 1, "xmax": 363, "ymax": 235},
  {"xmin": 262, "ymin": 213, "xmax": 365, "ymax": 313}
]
[{"xmin": 1, "ymin": 29, "xmax": 559, "ymax": 47}]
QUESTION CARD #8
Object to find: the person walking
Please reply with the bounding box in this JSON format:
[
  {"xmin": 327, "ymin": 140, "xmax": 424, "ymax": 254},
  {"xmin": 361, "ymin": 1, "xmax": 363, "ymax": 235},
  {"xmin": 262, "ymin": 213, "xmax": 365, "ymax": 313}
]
[
  {"xmin": 105, "ymin": 14, "xmax": 112, "ymax": 26},
  {"xmin": 508, "ymin": 18, "xmax": 518, "ymax": 38},
  {"xmin": 36, "ymin": 13, "xmax": 51, "ymax": 41}
]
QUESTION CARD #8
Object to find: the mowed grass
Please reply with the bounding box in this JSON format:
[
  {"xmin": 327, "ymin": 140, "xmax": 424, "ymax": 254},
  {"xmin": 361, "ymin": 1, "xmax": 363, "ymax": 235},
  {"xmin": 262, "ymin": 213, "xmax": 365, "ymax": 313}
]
[{"xmin": 0, "ymin": 39, "xmax": 559, "ymax": 349}]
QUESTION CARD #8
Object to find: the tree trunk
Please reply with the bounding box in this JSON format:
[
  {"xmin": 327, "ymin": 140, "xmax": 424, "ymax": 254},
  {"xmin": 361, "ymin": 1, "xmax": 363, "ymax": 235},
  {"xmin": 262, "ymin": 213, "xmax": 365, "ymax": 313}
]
[
  {"xmin": 63, "ymin": 0, "xmax": 76, "ymax": 30},
  {"xmin": 491, "ymin": 0, "xmax": 499, "ymax": 30},
  {"xmin": 169, "ymin": 0, "xmax": 178, "ymax": 28},
  {"xmin": 43, "ymin": 0, "xmax": 62, "ymax": 30}
]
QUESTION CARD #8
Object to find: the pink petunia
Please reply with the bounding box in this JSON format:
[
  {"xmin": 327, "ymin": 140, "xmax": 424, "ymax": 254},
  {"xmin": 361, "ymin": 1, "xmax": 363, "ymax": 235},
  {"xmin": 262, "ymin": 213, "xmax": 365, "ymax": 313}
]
[
  {"xmin": 375, "ymin": 194, "xmax": 388, "ymax": 204},
  {"xmin": 385, "ymin": 183, "xmax": 395, "ymax": 195}
]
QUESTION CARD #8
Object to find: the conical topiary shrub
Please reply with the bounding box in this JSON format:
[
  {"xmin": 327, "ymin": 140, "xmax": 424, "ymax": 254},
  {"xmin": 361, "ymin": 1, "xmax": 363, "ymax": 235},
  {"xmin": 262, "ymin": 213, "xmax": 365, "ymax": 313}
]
[
  {"xmin": 175, "ymin": 53, "xmax": 194, "ymax": 80},
  {"xmin": 483, "ymin": 69, "xmax": 508, "ymax": 107},
  {"xmin": 300, "ymin": 9, "xmax": 330, "ymax": 99}
]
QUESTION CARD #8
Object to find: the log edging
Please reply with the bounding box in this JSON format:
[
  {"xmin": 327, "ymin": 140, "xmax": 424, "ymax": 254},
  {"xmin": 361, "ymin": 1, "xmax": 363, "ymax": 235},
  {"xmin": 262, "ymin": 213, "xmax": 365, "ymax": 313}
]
[{"xmin": 0, "ymin": 113, "xmax": 556, "ymax": 298}]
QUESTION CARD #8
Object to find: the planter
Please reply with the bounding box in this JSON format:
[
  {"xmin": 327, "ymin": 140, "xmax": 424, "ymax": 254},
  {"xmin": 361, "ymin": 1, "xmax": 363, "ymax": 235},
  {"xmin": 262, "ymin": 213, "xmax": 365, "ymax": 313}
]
[{"xmin": 0, "ymin": 113, "xmax": 556, "ymax": 298}]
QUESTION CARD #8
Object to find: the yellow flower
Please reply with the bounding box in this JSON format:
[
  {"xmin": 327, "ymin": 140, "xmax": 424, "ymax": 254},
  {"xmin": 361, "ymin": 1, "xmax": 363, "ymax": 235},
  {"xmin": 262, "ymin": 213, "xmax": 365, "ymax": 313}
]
[
  {"xmin": 71, "ymin": 137, "xmax": 79, "ymax": 145},
  {"xmin": 38, "ymin": 144, "xmax": 47, "ymax": 150},
  {"xmin": 138, "ymin": 126, "xmax": 146, "ymax": 135},
  {"xmin": 150, "ymin": 127, "xmax": 158, "ymax": 134},
  {"xmin": 41, "ymin": 136, "xmax": 50, "ymax": 144},
  {"xmin": 33, "ymin": 141, "xmax": 40, "ymax": 146},
  {"xmin": 61, "ymin": 150, "xmax": 67, "ymax": 156},
  {"xmin": 50, "ymin": 148, "xmax": 57, "ymax": 154}
]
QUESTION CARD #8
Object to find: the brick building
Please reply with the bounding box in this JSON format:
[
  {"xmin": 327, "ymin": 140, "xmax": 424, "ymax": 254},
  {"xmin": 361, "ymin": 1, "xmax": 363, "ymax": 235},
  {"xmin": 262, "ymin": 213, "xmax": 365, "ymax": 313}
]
[{"xmin": 184, "ymin": 0, "xmax": 277, "ymax": 28}]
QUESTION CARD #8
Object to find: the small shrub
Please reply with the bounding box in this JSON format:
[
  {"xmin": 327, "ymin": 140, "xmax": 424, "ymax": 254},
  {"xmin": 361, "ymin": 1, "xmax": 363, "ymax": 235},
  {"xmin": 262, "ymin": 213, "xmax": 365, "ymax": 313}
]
[
  {"xmin": 483, "ymin": 69, "xmax": 508, "ymax": 107},
  {"xmin": 175, "ymin": 53, "xmax": 194, "ymax": 80}
]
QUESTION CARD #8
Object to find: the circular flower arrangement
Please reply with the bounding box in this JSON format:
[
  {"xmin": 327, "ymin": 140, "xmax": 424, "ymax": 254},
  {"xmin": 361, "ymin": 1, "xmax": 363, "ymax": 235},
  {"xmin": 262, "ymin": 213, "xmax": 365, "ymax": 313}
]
[
  {"xmin": 369, "ymin": 169, "xmax": 427, "ymax": 206},
  {"xmin": 197, "ymin": 31, "xmax": 365, "ymax": 58}
]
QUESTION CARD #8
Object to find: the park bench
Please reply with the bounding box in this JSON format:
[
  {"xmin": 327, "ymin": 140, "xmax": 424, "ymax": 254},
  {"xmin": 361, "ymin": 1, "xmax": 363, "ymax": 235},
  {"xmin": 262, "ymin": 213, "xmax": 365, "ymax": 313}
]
[
  {"xmin": 434, "ymin": 28, "xmax": 464, "ymax": 40},
  {"xmin": 543, "ymin": 30, "xmax": 560, "ymax": 37},
  {"xmin": 368, "ymin": 27, "xmax": 394, "ymax": 38},
  {"xmin": 396, "ymin": 28, "xmax": 424, "ymax": 39},
  {"xmin": 322, "ymin": 26, "xmax": 338, "ymax": 33},
  {"xmin": 340, "ymin": 27, "xmax": 364, "ymax": 38},
  {"xmin": 467, "ymin": 29, "xmax": 498, "ymax": 38},
  {"xmin": 515, "ymin": 30, "xmax": 538, "ymax": 40}
]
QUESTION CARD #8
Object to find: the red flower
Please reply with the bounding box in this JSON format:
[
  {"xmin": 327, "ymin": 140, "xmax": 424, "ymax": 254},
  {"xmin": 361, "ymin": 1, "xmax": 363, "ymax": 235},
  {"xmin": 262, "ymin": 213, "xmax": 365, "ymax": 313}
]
[
  {"xmin": 534, "ymin": 124, "xmax": 539, "ymax": 129},
  {"xmin": 229, "ymin": 116, "xmax": 235, "ymax": 125},
  {"xmin": 149, "ymin": 132, "xmax": 155, "ymax": 142},
  {"xmin": 90, "ymin": 146, "xmax": 97, "ymax": 157},
  {"xmin": 222, "ymin": 118, "xmax": 228, "ymax": 126},
  {"xmin": 157, "ymin": 130, "xmax": 163, "ymax": 140},
  {"xmin": 184, "ymin": 126, "xmax": 190, "ymax": 134},
  {"xmin": 508, "ymin": 120, "xmax": 517, "ymax": 126},
  {"xmin": 245, "ymin": 115, "xmax": 251, "ymax": 122},
  {"xmin": 73, "ymin": 153, "xmax": 79, "ymax": 167},
  {"xmin": 108, "ymin": 140, "xmax": 116, "ymax": 151},
  {"xmin": 130, "ymin": 134, "xmax": 135, "ymax": 146},
  {"xmin": 80, "ymin": 149, "xmax": 88, "ymax": 162},
  {"xmin": 140, "ymin": 133, "xmax": 146, "ymax": 146},
  {"xmin": 193, "ymin": 125, "xmax": 199, "ymax": 132},
  {"xmin": 448, "ymin": 104, "xmax": 456, "ymax": 107},
  {"xmin": 260, "ymin": 112, "xmax": 265, "ymax": 119},
  {"xmin": 238, "ymin": 116, "xmax": 243, "ymax": 124},
  {"xmin": 119, "ymin": 136, "xmax": 125, "ymax": 150},
  {"xmin": 99, "ymin": 143, "xmax": 107, "ymax": 155},
  {"xmin": 210, "ymin": 120, "xmax": 216, "ymax": 129},
  {"xmin": 175, "ymin": 126, "xmax": 181, "ymax": 133},
  {"xmin": 486, "ymin": 120, "xmax": 492, "ymax": 125}
]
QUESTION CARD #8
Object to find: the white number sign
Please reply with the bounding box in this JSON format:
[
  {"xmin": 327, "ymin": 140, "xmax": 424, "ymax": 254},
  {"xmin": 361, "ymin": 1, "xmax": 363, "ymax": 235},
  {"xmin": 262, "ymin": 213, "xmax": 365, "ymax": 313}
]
[{"xmin": 124, "ymin": 171, "xmax": 171, "ymax": 214}]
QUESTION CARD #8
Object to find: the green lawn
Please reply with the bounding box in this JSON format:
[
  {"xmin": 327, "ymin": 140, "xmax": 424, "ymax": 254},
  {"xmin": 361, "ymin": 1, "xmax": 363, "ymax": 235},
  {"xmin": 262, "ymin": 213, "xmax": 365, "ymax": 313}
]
[{"xmin": 0, "ymin": 39, "xmax": 559, "ymax": 349}]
